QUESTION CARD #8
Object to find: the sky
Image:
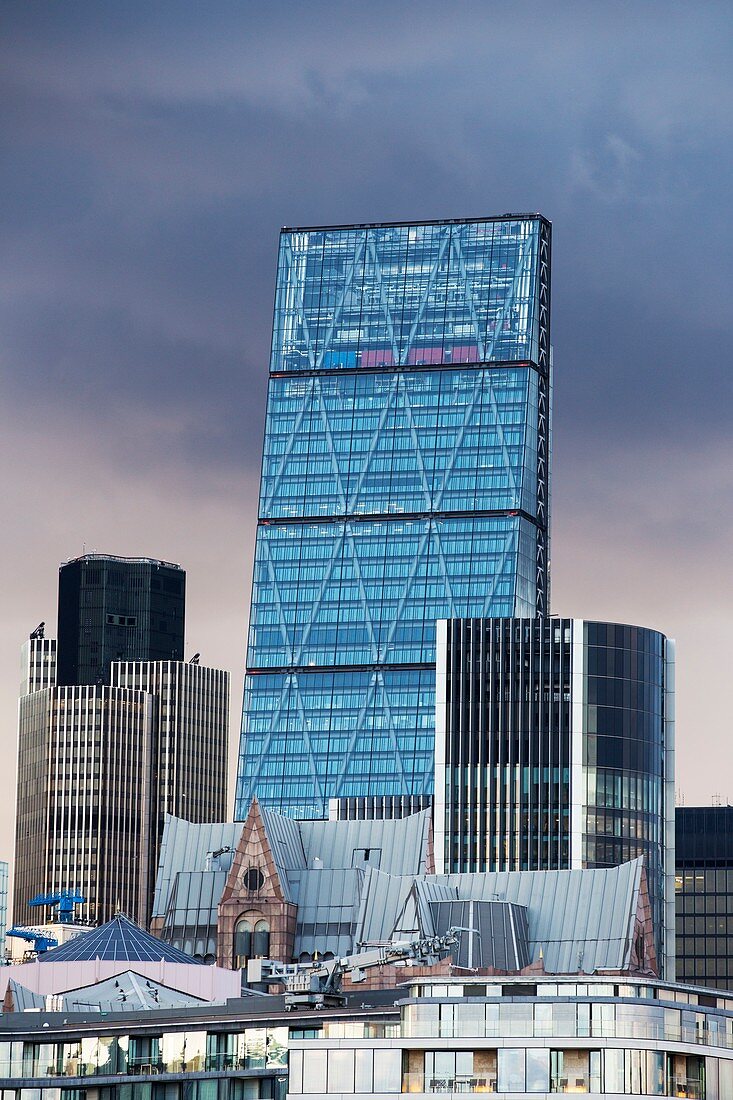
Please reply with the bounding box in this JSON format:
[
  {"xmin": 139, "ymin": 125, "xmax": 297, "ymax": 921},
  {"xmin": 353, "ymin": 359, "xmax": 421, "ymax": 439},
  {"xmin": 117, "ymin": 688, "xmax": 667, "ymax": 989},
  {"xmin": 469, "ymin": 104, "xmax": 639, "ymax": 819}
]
[{"xmin": 2, "ymin": 1, "xmax": 732, "ymax": 870}]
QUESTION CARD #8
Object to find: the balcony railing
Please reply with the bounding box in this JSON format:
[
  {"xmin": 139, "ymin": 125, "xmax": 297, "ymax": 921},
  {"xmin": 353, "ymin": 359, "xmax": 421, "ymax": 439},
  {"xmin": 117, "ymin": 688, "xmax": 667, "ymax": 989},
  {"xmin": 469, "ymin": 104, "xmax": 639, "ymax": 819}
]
[
  {"xmin": 402, "ymin": 1074, "xmax": 497, "ymax": 1093},
  {"xmin": 401, "ymin": 1072, "xmax": 707, "ymax": 1096},
  {"xmin": 667, "ymin": 1079, "xmax": 704, "ymax": 1100}
]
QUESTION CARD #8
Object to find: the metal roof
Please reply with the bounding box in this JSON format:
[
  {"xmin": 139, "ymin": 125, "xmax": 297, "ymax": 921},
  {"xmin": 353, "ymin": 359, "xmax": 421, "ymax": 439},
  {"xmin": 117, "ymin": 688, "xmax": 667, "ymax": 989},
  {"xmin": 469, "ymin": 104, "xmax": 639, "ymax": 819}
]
[
  {"xmin": 6, "ymin": 972, "xmax": 208, "ymax": 1013},
  {"xmin": 292, "ymin": 868, "xmax": 364, "ymax": 958},
  {"xmin": 152, "ymin": 815, "xmax": 243, "ymax": 917},
  {"xmin": 259, "ymin": 806, "xmax": 306, "ymax": 901},
  {"xmin": 4, "ymin": 981, "xmax": 45, "ymax": 1012},
  {"xmin": 37, "ymin": 914, "xmax": 200, "ymax": 965},
  {"xmin": 297, "ymin": 809, "xmax": 431, "ymax": 876},
  {"xmin": 162, "ymin": 870, "xmax": 228, "ymax": 959},
  {"xmin": 153, "ymin": 808, "xmax": 430, "ymax": 926},
  {"xmin": 354, "ymin": 858, "xmax": 644, "ymax": 974}
]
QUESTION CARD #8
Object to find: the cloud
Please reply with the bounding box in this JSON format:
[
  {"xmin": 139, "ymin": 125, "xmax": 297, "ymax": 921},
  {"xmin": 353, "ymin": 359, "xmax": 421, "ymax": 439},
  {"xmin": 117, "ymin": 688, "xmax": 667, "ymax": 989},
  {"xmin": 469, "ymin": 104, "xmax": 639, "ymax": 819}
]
[
  {"xmin": 0, "ymin": 403, "xmax": 259, "ymax": 857},
  {"xmin": 1, "ymin": 0, "xmax": 732, "ymax": 869},
  {"xmin": 552, "ymin": 437, "xmax": 733, "ymax": 805}
]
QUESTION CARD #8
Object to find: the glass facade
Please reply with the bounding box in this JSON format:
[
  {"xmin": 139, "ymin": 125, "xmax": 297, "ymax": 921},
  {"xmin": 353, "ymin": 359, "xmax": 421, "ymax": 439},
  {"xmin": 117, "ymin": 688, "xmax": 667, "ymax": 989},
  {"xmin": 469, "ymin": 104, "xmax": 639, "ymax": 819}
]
[
  {"xmin": 435, "ymin": 617, "xmax": 671, "ymax": 970},
  {"xmin": 438, "ymin": 617, "xmax": 572, "ymax": 874},
  {"xmin": 291, "ymin": 977, "xmax": 733, "ymax": 1098},
  {"xmin": 582, "ymin": 622, "xmax": 668, "ymax": 946},
  {"xmin": 57, "ymin": 555, "xmax": 186, "ymax": 687},
  {"xmin": 237, "ymin": 216, "xmax": 551, "ymax": 817},
  {"xmin": 676, "ymin": 807, "xmax": 733, "ymax": 989}
]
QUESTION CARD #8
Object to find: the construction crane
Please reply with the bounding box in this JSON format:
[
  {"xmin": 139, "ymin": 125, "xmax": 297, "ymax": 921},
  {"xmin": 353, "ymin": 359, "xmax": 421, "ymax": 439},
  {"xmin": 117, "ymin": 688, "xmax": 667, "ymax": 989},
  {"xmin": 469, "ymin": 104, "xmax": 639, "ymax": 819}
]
[
  {"xmin": 6, "ymin": 926, "xmax": 58, "ymax": 959},
  {"xmin": 247, "ymin": 928, "xmax": 461, "ymax": 1010},
  {"xmin": 28, "ymin": 890, "xmax": 86, "ymax": 924}
]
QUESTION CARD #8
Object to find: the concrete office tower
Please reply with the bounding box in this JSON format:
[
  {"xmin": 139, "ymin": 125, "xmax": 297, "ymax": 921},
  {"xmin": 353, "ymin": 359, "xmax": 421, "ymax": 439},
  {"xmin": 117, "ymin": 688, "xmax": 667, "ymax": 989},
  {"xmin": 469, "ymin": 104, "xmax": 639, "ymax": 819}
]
[
  {"xmin": 112, "ymin": 660, "xmax": 230, "ymax": 917},
  {"xmin": 0, "ymin": 860, "xmax": 7, "ymax": 945},
  {"xmin": 57, "ymin": 554, "xmax": 185, "ymax": 686},
  {"xmin": 15, "ymin": 681, "xmax": 155, "ymax": 927},
  {"xmin": 14, "ymin": 638, "xmax": 229, "ymax": 927},
  {"xmin": 435, "ymin": 617, "xmax": 676, "ymax": 978},
  {"xmin": 20, "ymin": 627, "xmax": 56, "ymax": 696},
  {"xmin": 237, "ymin": 216, "xmax": 552, "ymax": 820},
  {"xmin": 675, "ymin": 805, "xmax": 733, "ymax": 990}
]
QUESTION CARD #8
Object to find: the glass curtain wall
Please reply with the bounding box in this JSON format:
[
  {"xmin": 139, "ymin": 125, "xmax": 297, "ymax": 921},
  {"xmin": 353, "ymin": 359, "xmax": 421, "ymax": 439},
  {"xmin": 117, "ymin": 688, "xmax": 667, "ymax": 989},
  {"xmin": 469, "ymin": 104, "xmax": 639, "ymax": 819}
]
[{"xmin": 237, "ymin": 217, "xmax": 551, "ymax": 817}]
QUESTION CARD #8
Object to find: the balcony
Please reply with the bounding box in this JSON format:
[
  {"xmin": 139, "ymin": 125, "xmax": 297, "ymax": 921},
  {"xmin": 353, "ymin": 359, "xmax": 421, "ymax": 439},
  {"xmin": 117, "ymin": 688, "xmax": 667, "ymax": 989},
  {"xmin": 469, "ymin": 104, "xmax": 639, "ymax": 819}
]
[{"xmin": 402, "ymin": 1074, "xmax": 497, "ymax": 1093}]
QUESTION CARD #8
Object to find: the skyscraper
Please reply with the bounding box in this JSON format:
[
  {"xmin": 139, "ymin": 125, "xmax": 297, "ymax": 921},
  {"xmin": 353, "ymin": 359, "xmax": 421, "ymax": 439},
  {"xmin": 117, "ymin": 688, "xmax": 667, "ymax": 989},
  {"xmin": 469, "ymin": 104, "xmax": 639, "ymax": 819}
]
[
  {"xmin": 0, "ymin": 860, "xmax": 7, "ymax": 946},
  {"xmin": 434, "ymin": 616, "xmax": 676, "ymax": 977},
  {"xmin": 15, "ymin": 668, "xmax": 156, "ymax": 926},
  {"xmin": 675, "ymin": 805, "xmax": 733, "ymax": 989},
  {"xmin": 13, "ymin": 560, "xmax": 228, "ymax": 927},
  {"xmin": 237, "ymin": 215, "xmax": 551, "ymax": 819},
  {"xmin": 57, "ymin": 554, "xmax": 185, "ymax": 686},
  {"xmin": 112, "ymin": 659, "xmax": 230, "ymax": 916}
]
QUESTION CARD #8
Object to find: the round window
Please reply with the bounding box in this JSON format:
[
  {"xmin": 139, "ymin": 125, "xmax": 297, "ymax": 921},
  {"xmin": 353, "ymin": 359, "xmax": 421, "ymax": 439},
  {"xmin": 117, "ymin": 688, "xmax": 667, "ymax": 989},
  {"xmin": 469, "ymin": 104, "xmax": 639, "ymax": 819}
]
[{"xmin": 243, "ymin": 866, "xmax": 264, "ymax": 892}]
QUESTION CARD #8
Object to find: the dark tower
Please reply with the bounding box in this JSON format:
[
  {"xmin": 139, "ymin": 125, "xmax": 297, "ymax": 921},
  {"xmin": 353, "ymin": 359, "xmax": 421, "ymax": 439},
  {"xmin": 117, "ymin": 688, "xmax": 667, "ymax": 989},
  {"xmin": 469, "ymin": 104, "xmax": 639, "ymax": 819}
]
[{"xmin": 56, "ymin": 554, "xmax": 185, "ymax": 686}]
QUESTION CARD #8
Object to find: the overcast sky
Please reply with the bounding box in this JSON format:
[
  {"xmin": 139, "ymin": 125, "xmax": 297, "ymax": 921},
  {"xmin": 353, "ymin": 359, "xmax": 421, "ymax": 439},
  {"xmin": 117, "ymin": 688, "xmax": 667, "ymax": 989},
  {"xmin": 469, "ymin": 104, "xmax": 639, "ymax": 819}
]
[{"xmin": 2, "ymin": 1, "xmax": 732, "ymax": 870}]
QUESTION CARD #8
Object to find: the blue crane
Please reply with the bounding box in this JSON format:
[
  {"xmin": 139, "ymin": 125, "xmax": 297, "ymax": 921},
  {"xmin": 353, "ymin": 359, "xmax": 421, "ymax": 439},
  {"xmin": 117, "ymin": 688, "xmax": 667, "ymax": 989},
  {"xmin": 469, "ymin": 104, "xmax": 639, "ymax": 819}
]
[
  {"xmin": 28, "ymin": 890, "xmax": 86, "ymax": 924},
  {"xmin": 6, "ymin": 927, "xmax": 58, "ymax": 955}
]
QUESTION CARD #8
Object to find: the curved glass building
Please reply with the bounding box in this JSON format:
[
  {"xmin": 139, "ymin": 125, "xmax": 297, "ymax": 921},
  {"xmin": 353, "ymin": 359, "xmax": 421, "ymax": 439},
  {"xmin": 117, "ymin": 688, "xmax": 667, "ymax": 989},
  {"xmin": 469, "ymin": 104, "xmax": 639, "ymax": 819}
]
[{"xmin": 435, "ymin": 617, "xmax": 675, "ymax": 976}]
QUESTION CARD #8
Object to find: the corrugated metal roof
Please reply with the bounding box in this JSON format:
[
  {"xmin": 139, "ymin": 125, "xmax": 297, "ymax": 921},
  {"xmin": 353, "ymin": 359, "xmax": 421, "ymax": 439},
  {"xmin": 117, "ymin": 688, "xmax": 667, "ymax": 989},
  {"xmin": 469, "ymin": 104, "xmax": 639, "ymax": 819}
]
[
  {"xmin": 292, "ymin": 868, "xmax": 363, "ymax": 958},
  {"xmin": 5, "ymin": 980, "xmax": 45, "ymax": 1011},
  {"xmin": 356, "ymin": 866, "xmax": 417, "ymax": 943},
  {"xmin": 437, "ymin": 859, "xmax": 642, "ymax": 973},
  {"xmin": 6, "ymin": 972, "xmax": 208, "ymax": 1013},
  {"xmin": 162, "ymin": 870, "xmax": 226, "ymax": 959},
  {"xmin": 297, "ymin": 808, "xmax": 431, "ymax": 876},
  {"xmin": 152, "ymin": 809, "xmax": 430, "ymax": 929},
  {"xmin": 152, "ymin": 815, "xmax": 243, "ymax": 917},
  {"xmin": 353, "ymin": 858, "xmax": 643, "ymax": 974},
  {"xmin": 259, "ymin": 806, "xmax": 306, "ymax": 900}
]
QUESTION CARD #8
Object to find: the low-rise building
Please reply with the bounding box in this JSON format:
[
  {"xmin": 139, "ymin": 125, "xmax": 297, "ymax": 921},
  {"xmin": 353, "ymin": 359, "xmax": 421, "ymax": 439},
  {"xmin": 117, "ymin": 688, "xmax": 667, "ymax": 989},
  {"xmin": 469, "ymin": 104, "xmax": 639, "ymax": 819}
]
[
  {"xmin": 292, "ymin": 975, "xmax": 733, "ymax": 1097},
  {"xmin": 154, "ymin": 801, "xmax": 659, "ymax": 988},
  {"xmin": 0, "ymin": 913, "xmax": 240, "ymax": 1008},
  {"xmin": 5, "ymin": 975, "xmax": 733, "ymax": 1099}
]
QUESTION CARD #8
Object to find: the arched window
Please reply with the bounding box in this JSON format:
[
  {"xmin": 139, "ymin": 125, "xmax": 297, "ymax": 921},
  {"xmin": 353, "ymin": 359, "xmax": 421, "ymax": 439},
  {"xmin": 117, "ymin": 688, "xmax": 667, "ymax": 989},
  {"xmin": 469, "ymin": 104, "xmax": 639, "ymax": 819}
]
[
  {"xmin": 253, "ymin": 919, "xmax": 270, "ymax": 959},
  {"xmin": 234, "ymin": 917, "xmax": 252, "ymax": 969}
]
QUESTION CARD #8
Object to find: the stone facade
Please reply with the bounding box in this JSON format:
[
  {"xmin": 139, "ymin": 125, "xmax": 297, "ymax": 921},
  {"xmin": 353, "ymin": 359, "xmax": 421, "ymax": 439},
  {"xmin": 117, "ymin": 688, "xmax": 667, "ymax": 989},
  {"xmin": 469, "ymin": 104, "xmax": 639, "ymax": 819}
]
[{"xmin": 217, "ymin": 798, "xmax": 296, "ymax": 970}]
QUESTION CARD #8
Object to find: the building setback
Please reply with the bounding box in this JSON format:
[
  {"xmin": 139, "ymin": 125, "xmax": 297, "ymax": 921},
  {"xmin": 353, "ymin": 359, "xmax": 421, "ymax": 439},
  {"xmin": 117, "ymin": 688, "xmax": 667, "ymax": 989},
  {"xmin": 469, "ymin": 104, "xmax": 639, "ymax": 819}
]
[
  {"xmin": 57, "ymin": 554, "xmax": 185, "ymax": 686},
  {"xmin": 435, "ymin": 617, "xmax": 676, "ymax": 978},
  {"xmin": 14, "ymin": 638, "xmax": 229, "ymax": 927},
  {"xmin": 237, "ymin": 215, "xmax": 552, "ymax": 820},
  {"xmin": 676, "ymin": 805, "xmax": 733, "ymax": 990}
]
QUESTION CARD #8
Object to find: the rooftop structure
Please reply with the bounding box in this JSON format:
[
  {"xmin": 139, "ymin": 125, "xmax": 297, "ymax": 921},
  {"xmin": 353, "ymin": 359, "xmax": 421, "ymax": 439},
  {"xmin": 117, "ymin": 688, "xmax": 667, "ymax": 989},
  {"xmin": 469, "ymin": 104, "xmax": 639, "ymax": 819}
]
[
  {"xmin": 36, "ymin": 912, "xmax": 199, "ymax": 965},
  {"xmin": 0, "ymin": 913, "xmax": 240, "ymax": 1007},
  {"xmin": 57, "ymin": 554, "xmax": 185, "ymax": 687},
  {"xmin": 152, "ymin": 801, "xmax": 657, "ymax": 983}
]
